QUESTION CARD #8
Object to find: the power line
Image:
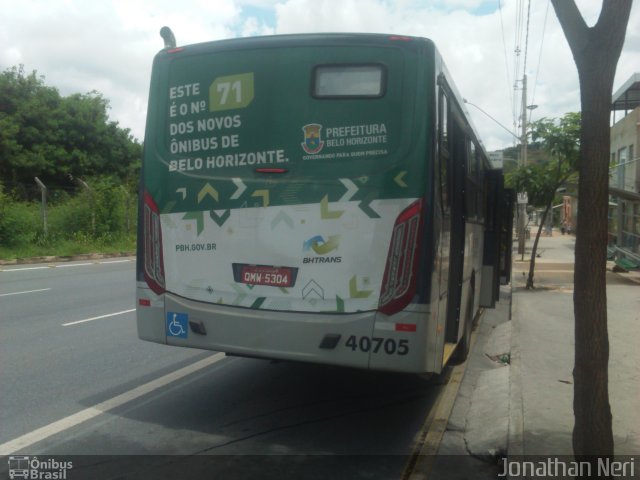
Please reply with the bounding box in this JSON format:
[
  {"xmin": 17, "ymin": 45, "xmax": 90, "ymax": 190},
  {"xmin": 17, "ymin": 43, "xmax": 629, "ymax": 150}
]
[
  {"xmin": 513, "ymin": 0, "xmax": 526, "ymax": 130},
  {"xmin": 523, "ymin": 0, "xmax": 532, "ymax": 75},
  {"xmin": 531, "ymin": 0, "xmax": 550, "ymax": 111},
  {"xmin": 498, "ymin": 0, "xmax": 515, "ymax": 129},
  {"xmin": 520, "ymin": 0, "xmax": 533, "ymax": 126}
]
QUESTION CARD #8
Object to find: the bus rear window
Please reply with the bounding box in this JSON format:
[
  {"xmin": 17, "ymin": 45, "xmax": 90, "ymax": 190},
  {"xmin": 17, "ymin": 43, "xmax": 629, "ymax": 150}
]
[{"xmin": 313, "ymin": 65, "xmax": 385, "ymax": 98}]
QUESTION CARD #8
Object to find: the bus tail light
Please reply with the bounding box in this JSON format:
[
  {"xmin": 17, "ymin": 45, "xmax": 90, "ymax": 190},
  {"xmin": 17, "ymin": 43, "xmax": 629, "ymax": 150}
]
[
  {"xmin": 143, "ymin": 192, "xmax": 166, "ymax": 295},
  {"xmin": 378, "ymin": 200, "xmax": 423, "ymax": 315}
]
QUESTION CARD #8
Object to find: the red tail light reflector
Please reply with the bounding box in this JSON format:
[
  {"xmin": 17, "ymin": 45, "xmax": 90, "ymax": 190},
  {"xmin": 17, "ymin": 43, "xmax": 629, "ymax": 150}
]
[
  {"xmin": 143, "ymin": 192, "xmax": 166, "ymax": 294},
  {"xmin": 378, "ymin": 200, "xmax": 423, "ymax": 315}
]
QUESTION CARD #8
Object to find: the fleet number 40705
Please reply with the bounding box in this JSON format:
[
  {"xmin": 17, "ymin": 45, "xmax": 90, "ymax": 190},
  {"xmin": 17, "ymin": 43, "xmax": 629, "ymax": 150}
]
[{"xmin": 345, "ymin": 336, "xmax": 409, "ymax": 355}]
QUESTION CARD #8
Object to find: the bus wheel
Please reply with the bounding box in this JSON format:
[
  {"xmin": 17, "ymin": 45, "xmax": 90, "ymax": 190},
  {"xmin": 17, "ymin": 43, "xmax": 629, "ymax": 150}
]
[{"xmin": 450, "ymin": 298, "xmax": 473, "ymax": 365}]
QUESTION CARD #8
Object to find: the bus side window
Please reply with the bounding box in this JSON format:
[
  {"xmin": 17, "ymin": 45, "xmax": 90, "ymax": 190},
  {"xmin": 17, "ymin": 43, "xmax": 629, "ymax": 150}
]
[
  {"xmin": 466, "ymin": 141, "xmax": 481, "ymax": 220},
  {"xmin": 438, "ymin": 91, "xmax": 449, "ymax": 210},
  {"xmin": 477, "ymin": 149, "xmax": 486, "ymax": 222}
]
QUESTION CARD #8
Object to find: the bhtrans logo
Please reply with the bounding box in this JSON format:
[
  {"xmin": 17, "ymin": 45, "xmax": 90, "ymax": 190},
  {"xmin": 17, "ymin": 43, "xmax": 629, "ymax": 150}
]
[
  {"xmin": 302, "ymin": 235, "xmax": 341, "ymax": 264},
  {"xmin": 8, "ymin": 456, "xmax": 73, "ymax": 480}
]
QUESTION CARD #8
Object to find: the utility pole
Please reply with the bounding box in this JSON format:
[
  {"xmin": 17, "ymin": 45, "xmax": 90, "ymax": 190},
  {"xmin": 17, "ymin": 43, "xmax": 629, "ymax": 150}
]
[
  {"xmin": 521, "ymin": 74, "xmax": 528, "ymax": 167},
  {"xmin": 517, "ymin": 192, "xmax": 528, "ymax": 260},
  {"xmin": 517, "ymin": 74, "xmax": 529, "ymax": 256}
]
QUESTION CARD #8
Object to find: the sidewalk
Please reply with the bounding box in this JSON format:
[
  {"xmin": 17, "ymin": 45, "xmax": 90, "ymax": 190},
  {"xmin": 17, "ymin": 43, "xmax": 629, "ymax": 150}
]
[
  {"xmin": 509, "ymin": 231, "xmax": 640, "ymax": 457},
  {"xmin": 431, "ymin": 229, "xmax": 640, "ymax": 477}
]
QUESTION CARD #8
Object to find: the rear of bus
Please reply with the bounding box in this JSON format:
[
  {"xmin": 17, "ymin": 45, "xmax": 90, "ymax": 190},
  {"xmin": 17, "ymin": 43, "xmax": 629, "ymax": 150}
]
[{"xmin": 136, "ymin": 33, "xmax": 439, "ymax": 373}]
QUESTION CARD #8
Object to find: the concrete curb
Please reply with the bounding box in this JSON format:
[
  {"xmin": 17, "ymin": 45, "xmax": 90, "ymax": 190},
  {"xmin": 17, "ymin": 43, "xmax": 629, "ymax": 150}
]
[
  {"xmin": 507, "ymin": 283, "xmax": 525, "ymax": 457},
  {"xmin": 0, "ymin": 252, "xmax": 135, "ymax": 266},
  {"xmin": 465, "ymin": 365, "xmax": 510, "ymax": 460}
]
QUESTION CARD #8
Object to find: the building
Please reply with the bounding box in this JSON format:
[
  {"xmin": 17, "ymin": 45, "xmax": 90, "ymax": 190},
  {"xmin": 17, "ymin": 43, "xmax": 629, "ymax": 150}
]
[{"xmin": 609, "ymin": 73, "xmax": 640, "ymax": 265}]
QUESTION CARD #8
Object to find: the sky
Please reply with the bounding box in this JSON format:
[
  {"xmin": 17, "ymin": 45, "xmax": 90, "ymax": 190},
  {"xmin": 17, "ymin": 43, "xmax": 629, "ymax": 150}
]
[{"xmin": 1, "ymin": 0, "xmax": 639, "ymax": 151}]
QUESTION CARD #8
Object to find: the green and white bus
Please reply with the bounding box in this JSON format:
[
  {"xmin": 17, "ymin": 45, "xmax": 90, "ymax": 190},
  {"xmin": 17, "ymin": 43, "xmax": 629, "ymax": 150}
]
[{"xmin": 136, "ymin": 30, "xmax": 511, "ymax": 374}]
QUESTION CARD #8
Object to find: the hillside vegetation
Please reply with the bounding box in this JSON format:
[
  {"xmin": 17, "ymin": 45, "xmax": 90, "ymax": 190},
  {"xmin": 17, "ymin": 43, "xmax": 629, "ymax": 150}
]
[{"xmin": 0, "ymin": 66, "xmax": 142, "ymax": 260}]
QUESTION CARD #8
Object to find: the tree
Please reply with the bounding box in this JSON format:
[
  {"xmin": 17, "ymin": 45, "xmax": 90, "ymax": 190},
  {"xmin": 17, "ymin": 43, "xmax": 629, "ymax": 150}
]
[
  {"xmin": 551, "ymin": 0, "xmax": 632, "ymax": 462},
  {"xmin": 0, "ymin": 65, "xmax": 142, "ymax": 197},
  {"xmin": 507, "ymin": 113, "xmax": 580, "ymax": 289}
]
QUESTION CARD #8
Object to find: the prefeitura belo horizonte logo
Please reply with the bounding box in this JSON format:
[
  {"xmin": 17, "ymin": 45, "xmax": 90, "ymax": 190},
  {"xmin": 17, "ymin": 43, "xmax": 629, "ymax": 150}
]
[{"xmin": 301, "ymin": 123, "xmax": 324, "ymax": 154}]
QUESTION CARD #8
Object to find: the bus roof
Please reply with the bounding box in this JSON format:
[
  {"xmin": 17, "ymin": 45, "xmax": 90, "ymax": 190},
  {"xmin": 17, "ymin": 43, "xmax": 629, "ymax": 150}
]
[{"xmin": 159, "ymin": 32, "xmax": 435, "ymax": 55}]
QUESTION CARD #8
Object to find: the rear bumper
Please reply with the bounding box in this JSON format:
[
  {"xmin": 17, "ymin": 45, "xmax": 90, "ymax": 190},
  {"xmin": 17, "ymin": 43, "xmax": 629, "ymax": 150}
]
[{"xmin": 136, "ymin": 284, "xmax": 443, "ymax": 373}]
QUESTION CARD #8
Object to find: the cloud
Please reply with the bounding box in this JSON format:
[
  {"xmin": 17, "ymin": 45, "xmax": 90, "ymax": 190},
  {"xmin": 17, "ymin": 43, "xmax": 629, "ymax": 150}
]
[{"xmin": 0, "ymin": 0, "xmax": 638, "ymax": 149}]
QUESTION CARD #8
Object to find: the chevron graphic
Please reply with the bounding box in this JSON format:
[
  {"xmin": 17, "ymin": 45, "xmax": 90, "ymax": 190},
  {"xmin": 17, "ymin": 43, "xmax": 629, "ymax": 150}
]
[
  {"xmin": 349, "ymin": 275, "xmax": 373, "ymax": 298},
  {"xmin": 198, "ymin": 183, "xmax": 219, "ymax": 204},
  {"xmin": 394, "ymin": 171, "xmax": 408, "ymax": 188},
  {"xmin": 250, "ymin": 297, "xmax": 266, "ymax": 309},
  {"xmin": 323, "ymin": 295, "xmax": 345, "ymax": 313},
  {"xmin": 358, "ymin": 198, "xmax": 381, "ymax": 219},
  {"xmin": 209, "ymin": 209, "xmax": 231, "ymax": 226},
  {"xmin": 302, "ymin": 280, "xmax": 324, "ymax": 300},
  {"xmin": 320, "ymin": 195, "xmax": 344, "ymax": 219},
  {"xmin": 251, "ymin": 189, "xmax": 269, "ymax": 207},
  {"xmin": 270, "ymin": 210, "xmax": 294, "ymax": 229},
  {"xmin": 230, "ymin": 178, "xmax": 247, "ymax": 200},
  {"xmin": 182, "ymin": 211, "xmax": 204, "ymax": 236},
  {"xmin": 336, "ymin": 295, "xmax": 345, "ymax": 312},
  {"xmin": 339, "ymin": 178, "xmax": 359, "ymax": 202},
  {"xmin": 176, "ymin": 187, "xmax": 187, "ymax": 200}
]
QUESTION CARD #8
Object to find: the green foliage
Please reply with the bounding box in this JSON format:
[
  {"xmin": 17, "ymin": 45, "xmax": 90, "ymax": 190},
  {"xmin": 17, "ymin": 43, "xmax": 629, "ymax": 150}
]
[
  {"xmin": 0, "ymin": 65, "xmax": 141, "ymax": 259},
  {"xmin": 0, "ymin": 65, "xmax": 142, "ymax": 197},
  {"xmin": 46, "ymin": 176, "xmax": 137, "ymax": 239},
  {"xmin": 0, "ymin": 183, "xmax": 40, "ymax": 246},
  {"xmin": 0, "ymin": 177, "xmax": 137, "ymax": 259},
  {"xmin": 529, "ymin": 112, "xmax": 580, "ymax": 171},
  {"xmin": 507, "ymin": 161, "xmax": 577, "ymax": 208},
  {"xmin": 506, "ymin": 112, "xmax": 581, "ymax": 208}
]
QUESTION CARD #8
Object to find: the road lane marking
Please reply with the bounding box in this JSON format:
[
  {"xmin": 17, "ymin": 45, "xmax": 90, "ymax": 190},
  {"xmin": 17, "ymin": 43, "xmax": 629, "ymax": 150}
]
[
  {"xmin": 0, "ymin": 353, "xmax": 226, "ymax": 455},
  {"xmin": 0, "ymin": 288, "xmax": 52, "ymax": 297},
  {"xmin": 0, "ymin": 259, "xmax": 134, "ymax": 273},
  {"xmin": 55, "ymin": 263, "xmax": 94, "ymax": 268},
  {"xmin": 62, "ymin": 309, "xmax": 136, "ymax": 327},
  {"xmin": 0, "ymin": 266, "xmax": 50, "ymax": 272}
]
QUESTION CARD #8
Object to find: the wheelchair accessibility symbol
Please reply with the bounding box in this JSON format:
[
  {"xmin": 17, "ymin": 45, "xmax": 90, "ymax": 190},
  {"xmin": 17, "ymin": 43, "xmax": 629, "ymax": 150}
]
[{"xmin": 167, "ymin": 312, "xmax": 189, "ymax": 338}]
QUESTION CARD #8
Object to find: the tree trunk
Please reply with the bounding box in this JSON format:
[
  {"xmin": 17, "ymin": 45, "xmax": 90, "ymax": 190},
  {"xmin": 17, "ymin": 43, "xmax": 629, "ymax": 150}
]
[
  {"xmin": 572, "ymin": 67, "xmax": 613, "ymax": 459},
  {"xmin": 526, "ymin": 203, "xmax": 552, "ymax": 289},
  {"xmin": 551, "ymin": 0, "xmax": 632, "ymax": 463}
]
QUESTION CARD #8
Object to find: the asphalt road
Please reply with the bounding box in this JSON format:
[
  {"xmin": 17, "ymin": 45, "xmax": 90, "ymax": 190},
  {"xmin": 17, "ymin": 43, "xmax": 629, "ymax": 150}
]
[{"xmin": 0, "ymin": 259, "xmax": 443, "ymax": 479}]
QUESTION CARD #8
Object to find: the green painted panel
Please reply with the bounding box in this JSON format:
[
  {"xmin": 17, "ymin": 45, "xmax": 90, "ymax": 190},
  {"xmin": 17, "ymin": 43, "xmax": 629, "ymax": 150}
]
[{"xmin": 144, "ymin": 38, "xmax": 433, "ymax": 214}]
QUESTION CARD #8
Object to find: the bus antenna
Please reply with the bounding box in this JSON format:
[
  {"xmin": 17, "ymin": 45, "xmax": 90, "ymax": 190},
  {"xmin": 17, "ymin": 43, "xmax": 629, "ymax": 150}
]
[{"xmin": 160, "ymin": 26, "xmax": 176, "ymax": 49}]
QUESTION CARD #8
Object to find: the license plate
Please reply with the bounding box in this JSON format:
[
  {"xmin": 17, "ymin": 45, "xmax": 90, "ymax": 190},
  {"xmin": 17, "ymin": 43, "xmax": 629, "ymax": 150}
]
[{"xmin": 234, "ymin": 264, "xmax": 296, "ymax": 288}]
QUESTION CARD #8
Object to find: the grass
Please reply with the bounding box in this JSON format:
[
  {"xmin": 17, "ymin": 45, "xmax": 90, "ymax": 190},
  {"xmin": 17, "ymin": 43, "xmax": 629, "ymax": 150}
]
[{"xmin": 0, "ymin": 234, "xmax": 136, "ymax": 262}]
